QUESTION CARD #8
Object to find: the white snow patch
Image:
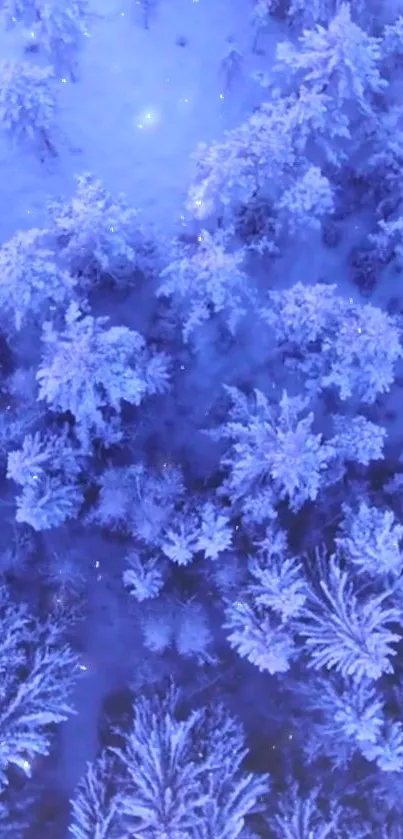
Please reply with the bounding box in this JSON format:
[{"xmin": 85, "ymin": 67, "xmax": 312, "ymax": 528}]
[{"xmin": 0, "ymin": 0, "xmax": 279, "ymax": 243}]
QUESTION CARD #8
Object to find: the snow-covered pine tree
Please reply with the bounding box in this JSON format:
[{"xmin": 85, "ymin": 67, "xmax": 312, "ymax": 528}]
[
  {"xmin": 0, "ymin": 587, "xmax": 79, "ymax": 787},
  {"xmin": 0, "ymin": 60, "xmax": 58, "ymax": 156},
  {"xmin": 263, "ymin": 282, "xmax": 403, "ymax": 403},
  {"xmin": 210, "ymin": 386, "xmax": 335, "ymax": 516},
  {"xmin": 336, "ymin": 502, "xmax": 403, "ymax": 579},
  {"xmin": 36, "ymin": 302, "xmax": 170, "ymax": 448},
  {"xmin": 7, "ymin": 428, "xmax": 84, "ymax": 531},
  {"xmin": 298, "ymin": 556, "xmax": 401, "ymax": 680},
  {"xmin": 112, "ymin": 686, "xmax": 269, "ymax": 836},
  {"xmin": 276, "ymin": 4, "xmax": 387, "ymax": 114},
  {"xmin": 158, "ymin": 229, "xmax": 251, "ymax": 340},
  {"xmin": 276, "ymin": 165, "xmax": 334, "ymax": 237},
  {"xmin": 25, "ymin": 0, "xmax": 90, "ymax": 82},
  {"xmin": 0, "ymin": 228, "xmax": 76, "ymax": 333},
  {"xmin": 47, "ymin": 173, "xmax": 157, "ymax": 287},
  {"xmin": 69, "ymin": 755, "xmax": 123, "ymax": 839}
]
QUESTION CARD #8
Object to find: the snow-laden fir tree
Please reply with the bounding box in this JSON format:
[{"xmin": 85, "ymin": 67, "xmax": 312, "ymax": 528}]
[
  {"xmin": 336, "ymin": 502, "xmax": 403, "ymax": 579},
  {"xmin": 111, "ymin": 686, "xmax": 268, "ymax": 837},
  {"xmin": 90, "ymin": 462, "xmax": 184, "ymax": 542},
  {"xmin": 187, "ymin": 97, "xmax": 296, "ymax": 220},
  {"xmin": 69, "ymin": 755, "xmax": 123, "ymax": 839},
  {"xmin": 263, "ymin": 282, "xmax": 403, "ymax": 403},
  {"xmin": 276, "ymin": 4, "xmax": 387, "ymax": 113},
  {"xmin": 249, "ymin": 526, "xmax": 308, "ymax": 621},
  {"xmin": 269, "ymin": 784, "xmax": 343, "ymax": 839},
  {"xmin": 0, "ymin": 60, "xmax": 57, "ymax": 156},
  {"xmin": 25, "ymin": 0, "xmax": 90, "ymax": 82},
  {"xmin": 276, "ymin": 165, "xmax": 334, "ymax": 237},
  {"xmin": 383, "ymin": 16, "xmax": 403, "ymax": 66},
  {"xmin": 225, "ymin": 598, "xmax": 298, "ymax": 674},
  {"xmin": 47, "ymin": 173, "xmax": 157, "ymax": 286},
  {"xmin": 303, "ymin": 675, "xmax": 385, "ymax": 765},
  {"xmin": 286, "ymin": 0, "xmax": 335, "ymax": 29},
  {"xmin": 36, "ymin": 302, "xmax": 170, "ymax": 448},
  {"xmin": 370, "ymin": 216, "xmax": 403, "ymax": 267},
  {"xmin": 298, "ymin": 556, "xmax": 401, "ymax": 680},
  {"xmin": 0, "ymin": 228, "xmax": 76, "ymax": 333},
  {"xmin": 123, "ymin": 549, "xmax": 167, "ymax": 602},
  {"xmin": 210, "ymin": 387, "xmax": 335, "ymax": 517},
  {"xmin": 187, "ymin": 86, "xmax": 350, "ymax": 222},
  {"xmin": 0, "ymin": 587, "xmax": 79, "ymax": 787},
  {"xmin": 225, "ymin": 525, "xmax": 306, "ymax": 674},
  {"xmin": 159, "ymin": 507, "xmax": 202, "ymax": 566},
  {"xmin": 158, "ymin": 229, "xmax": 251, "ymax": 341},
  {"xmin": 158, "ymin": 501, "xmax": 232, "ymax": 567},
  {"xmin": 330, "ymin": 414, "xmax": 386, "ymax": 467},
  {"xmin": 7, "ymin": 428, "xmax": 85, "ymax": 530},
  {"xmin": 360, "ymin": 720, "xmax": 403, "ymax": 773},
  {"xmin": 363, "ymin": 105, "xmax": 403, "ymax": 206}
]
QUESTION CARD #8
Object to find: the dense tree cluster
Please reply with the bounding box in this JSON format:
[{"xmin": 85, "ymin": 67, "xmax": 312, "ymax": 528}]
[{"xmin": 1, "ymin": 0, "xmax": 403, "ymax": 836}]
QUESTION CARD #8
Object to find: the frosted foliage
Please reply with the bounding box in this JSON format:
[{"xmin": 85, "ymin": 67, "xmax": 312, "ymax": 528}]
[
  {"xmin": 113, "ymin": 689, "xmax": 268, "ymax": 838},
  {"xmin": 300, "ymin": 559, "xmax": 401, "ymax": 680},
  {"xmin": 265, "ymin": 283, "xmax": 402, "ymax": 403},
  {"xmin": 187, "ymin": 99, "xmax": 295, "ymax": 218},
  {"xmin": 14, "ymin": 477, "xmax": 83, "ymax": 531},
  {"xmin": 0, "ymin": 590, "xmax": 78, "ymax": 787},
  {"xmin": 284, "ymin": 87, "xmax": 350, "ymax": 165},
  {"xmin": 195, "ymin": 502, "xmax": 233, "ymax": 560},
  {"xmin": 321, "ymin": 304, "xmax": 403, "ymax": 402},
  {"xmin": 36, "ymin": 303, "xmax": 170, "ymax": 446},
  {"xmin": 0, "ymin": 60, "xmax": 57, "ymax": 152},
  {"xmin": 271, "ymin": 786, "xmax": 341, "ymax": 839},
  {"xmin": 361, "ymin": 721, "xmax": 403, "ymax": 772},
  {"xmin": 0, "ymin": 229, "xmax": 75, "ymax": 332},
  {"xmin": 287, "ymin": 0, "xmax": 335, "ymax": 28},
  {"xmin": 331, "ymin": 415, "xmax": 386, "ymax": 466},
  {"xmin": 29, "ymin": 0, "xmax": 90, "ymax": 78},
  {"xmin": 249, "ymin": 552, "xmax": 307, "ymax": 621},
  {"xmin": 141, "ymin": 603, "xmax": 173, "ymax": 654},
  {"xmin": 175, "ymin": 602, "xmax": 213, "ymax": 660},
  {"xmin": 7, "ymin": 430, "xmax": 84, "ymax": 531},
  {"xmin": 123, "ymin": 551, "xmax": 166, "ymax": 601},
  {"xmin": 265, "ymin": 282, "xmax": 341, "ymax": 348},
  {"xmin": 159, "ymin": 230, "xmax": 250, "ymax": 340},
  {"xmin": 336, "ymin": 503, "xmax": 403, "ymax": 578},
  {"xmin": 7, "ymin": 430, "xmax": 80, "ymax": 488},
  {"xmin": 160, "ymin": 510, "xmax": 200, "ymax": 565},
  {"xmin": 276, "ymin": 4, "xmax": 386, "ymax": 112},
  {"xmin": 47, "ymin": 173, "xmax": 151, "ymax": 284},
  {"xmin": 384, "ymin": 16, "xmax": 403, "ymax": 60},
  {"xmin": 92, "ymin": 463, "xmax": 184, "ymax": 541},
  {"xmin": 317, "ymin": 678, "xmax": 384, "ymax": 748},
  {"xmin": 69, "ymin": 756, "xmax": 122, "ymax": 839},
  {"xmin": 214, "ymin": 387, "xmax": 334, "ymax": 513},
  {"xmin": 276, "ymin": 166, "xmax": 334, "ymax": 236},
  {"xmin": 371, "ymin": 217, "xmax": 403, "ymax": 266},
  {"xmin": 225, "ymin": 600, "xmax": 296, "ymax": 674}
]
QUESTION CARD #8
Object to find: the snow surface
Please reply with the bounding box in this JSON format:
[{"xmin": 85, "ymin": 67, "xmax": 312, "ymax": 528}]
[{"xmin": 0, "ymin": 0, "xmax": 280, "ymax": 244}]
